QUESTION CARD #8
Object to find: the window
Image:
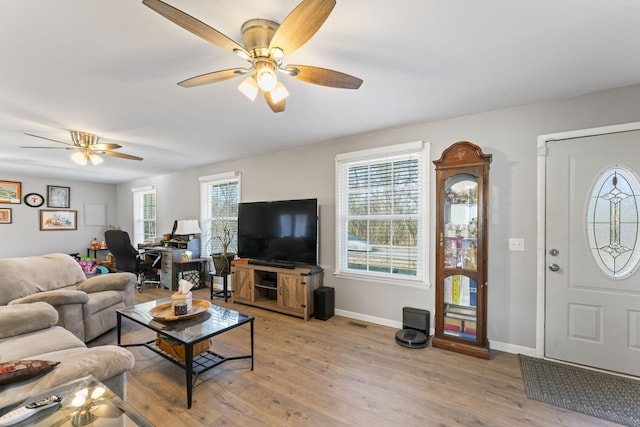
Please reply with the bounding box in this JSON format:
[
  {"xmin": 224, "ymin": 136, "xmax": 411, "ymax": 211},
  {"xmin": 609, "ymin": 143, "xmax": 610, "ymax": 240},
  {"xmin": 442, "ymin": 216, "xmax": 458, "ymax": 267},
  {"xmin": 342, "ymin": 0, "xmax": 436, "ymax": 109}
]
[
  {"xmin": 132, "ymin": 186, "xmax": 156, "ymax": 245},
  {"xmin": 587, "ymin": 166, "xmax": 640, "ymax": 279},
  {"xmin": 336, "ymin": 141, "xmax": 428, "ymax": 284},
  {"xmin": 200, "ymin": 172, "xmax": 240, "ymax": 256}
]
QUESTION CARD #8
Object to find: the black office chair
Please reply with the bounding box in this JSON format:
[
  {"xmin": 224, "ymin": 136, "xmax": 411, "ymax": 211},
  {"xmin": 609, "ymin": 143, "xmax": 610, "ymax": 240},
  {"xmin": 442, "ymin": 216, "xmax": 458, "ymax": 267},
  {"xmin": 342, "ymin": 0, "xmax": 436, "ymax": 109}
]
[{"xmin": 105, "ymin": 230, "xmax": 161, "ymax": 292}]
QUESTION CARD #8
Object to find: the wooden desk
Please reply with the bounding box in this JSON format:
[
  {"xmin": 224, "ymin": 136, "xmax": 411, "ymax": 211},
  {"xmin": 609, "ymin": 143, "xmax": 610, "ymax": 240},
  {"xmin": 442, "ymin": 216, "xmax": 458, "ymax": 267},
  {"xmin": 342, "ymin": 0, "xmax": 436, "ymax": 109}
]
[{"xmin": 141, "ymin": 243, "xmax": 200, "ymax": 290}]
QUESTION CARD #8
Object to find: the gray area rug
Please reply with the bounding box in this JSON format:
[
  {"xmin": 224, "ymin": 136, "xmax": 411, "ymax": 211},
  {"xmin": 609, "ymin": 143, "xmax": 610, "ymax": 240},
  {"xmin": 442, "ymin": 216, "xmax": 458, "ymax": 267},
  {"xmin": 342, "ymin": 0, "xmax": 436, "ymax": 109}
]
[{"xmin": 519, "ymin": 354, "xmax": 640, "ymax": 426}]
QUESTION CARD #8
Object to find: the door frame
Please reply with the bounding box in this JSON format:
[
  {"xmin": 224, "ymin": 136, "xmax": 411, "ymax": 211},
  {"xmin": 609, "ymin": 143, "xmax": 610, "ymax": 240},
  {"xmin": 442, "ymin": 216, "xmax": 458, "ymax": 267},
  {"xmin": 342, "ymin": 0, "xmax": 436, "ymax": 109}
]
[{"xmin": 535, "ymin": 121, "xmax": 640, "ymax": 358}]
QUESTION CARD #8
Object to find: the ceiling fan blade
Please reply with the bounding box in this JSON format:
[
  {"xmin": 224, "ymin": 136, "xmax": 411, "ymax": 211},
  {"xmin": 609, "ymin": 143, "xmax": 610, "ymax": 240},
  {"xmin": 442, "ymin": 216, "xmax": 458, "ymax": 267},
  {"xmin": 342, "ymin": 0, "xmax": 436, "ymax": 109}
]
[
  {"xmin": 269, "ymin": 0, "xmax": 336, "ymax": 55},
  {"xmin": 101, "ymin": 151, "xmax": 143, "ymax": 161},
  {"xmin": 92, "ymin": 143, "xmax": 122, "ymax": 150},
  {"xmin": 178, "ymin": 68, "xmax": 251, "ymax": 87},
  {"xmin": 24, "ymin": 133, "xmax": 74, "ymax": 147},
  {"xmin": 143, "ymin": 0, "xmax": 249, "ymax": 56},
  {"xmin": 264, "ymin": 92, "xmax": 286, "ymax": 113},
  {"xmin": 20, "ymin": 146, "xmax": 70, "ymax": 149},
  {"xmin": 286, "ymin": 65, "xmax": 363, "ymax": 89}
]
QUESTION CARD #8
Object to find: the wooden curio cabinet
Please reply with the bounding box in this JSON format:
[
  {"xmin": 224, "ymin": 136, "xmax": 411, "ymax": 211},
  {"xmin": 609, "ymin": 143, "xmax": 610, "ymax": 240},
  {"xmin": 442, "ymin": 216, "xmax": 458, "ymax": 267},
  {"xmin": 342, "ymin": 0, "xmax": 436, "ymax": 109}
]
[{"xmin": 432, "ymin": 141, "xmax": 492, "ymax": 359}]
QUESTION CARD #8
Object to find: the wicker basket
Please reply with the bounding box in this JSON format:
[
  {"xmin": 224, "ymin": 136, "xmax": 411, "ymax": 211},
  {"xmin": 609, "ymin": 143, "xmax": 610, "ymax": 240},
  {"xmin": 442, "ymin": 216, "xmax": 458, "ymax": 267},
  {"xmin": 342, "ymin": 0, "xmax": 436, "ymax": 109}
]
[{"xmin": 156, "ymin": 335, "xmax": 211, "ymax": 361}]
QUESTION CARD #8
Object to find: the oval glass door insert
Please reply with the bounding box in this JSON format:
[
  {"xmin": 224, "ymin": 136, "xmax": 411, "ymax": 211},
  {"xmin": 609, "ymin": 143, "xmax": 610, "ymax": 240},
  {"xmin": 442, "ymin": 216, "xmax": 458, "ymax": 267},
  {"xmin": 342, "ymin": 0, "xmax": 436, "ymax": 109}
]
[{"xmin": 587, "ymin": 166, "xmax": 640, "ymax": 279}]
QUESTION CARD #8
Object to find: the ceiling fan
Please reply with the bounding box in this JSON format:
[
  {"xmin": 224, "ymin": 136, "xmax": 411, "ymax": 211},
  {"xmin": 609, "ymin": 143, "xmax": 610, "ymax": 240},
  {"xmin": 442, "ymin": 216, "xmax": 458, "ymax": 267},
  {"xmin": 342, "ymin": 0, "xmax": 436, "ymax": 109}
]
[
  {"xmin": 21, "ymin": 131, "xmax": 143, "ymax": 165},
  {"xmin": 142, "ymin": 0, "xmax": 363, "ymax": 113}
]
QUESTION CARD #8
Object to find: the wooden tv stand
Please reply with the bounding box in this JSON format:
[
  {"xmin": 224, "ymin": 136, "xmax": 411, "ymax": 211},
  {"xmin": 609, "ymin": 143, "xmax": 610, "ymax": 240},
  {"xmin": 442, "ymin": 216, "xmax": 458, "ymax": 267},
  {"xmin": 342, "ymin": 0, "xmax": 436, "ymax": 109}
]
[{"xmin": 231, "ymin": 263, "xmax": 324, "ymax": 320}]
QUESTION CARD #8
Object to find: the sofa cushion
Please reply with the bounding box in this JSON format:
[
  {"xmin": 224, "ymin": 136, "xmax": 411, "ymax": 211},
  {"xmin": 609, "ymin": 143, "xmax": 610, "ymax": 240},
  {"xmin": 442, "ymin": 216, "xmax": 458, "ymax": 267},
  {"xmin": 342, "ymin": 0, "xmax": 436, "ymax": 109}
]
[
  {"xmin": 0, "ymin": 327, "xmax": 85, "ymax": 362},
  {"xmin": 0, "ymin": 302, "xmax": 58, "ymax": 339},
  {"xmin": 0, "ymin": 253, "xmax": 86, "ymax": 305},
  {"xmin": 82, "ymin": 290, "xmax": 125, "ymax": 318},
  {"xmin": 0, "ymin": 360, "xmax": 60, "ymax": 385},
  {"xmin": 0, "ymin": 346, "xmax": 134, "ymax": 410}
]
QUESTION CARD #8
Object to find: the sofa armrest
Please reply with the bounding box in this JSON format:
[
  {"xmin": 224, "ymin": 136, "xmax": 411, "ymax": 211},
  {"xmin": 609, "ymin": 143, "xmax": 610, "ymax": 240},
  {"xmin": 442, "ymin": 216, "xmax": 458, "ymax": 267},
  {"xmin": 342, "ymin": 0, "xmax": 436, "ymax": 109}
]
[
  {"xmin": 8, "ymin": 289, "xmax": 90, "ymax": 306},
  {"xmin": 0, "ymin": 302, "xmax": 58, "ymax": 339},
  {"xmin": 77, "ymin": 272, "xmax": 136, "ymax": 294}
]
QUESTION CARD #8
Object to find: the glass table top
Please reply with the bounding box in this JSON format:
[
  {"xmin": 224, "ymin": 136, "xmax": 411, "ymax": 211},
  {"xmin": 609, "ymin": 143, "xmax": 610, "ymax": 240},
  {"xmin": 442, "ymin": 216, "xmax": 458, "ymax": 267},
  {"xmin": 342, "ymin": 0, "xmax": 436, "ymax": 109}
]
[
  {"xmin": 118, "ymin": 298, "xmax": 253, "ymax": 345},
  {"xmin": 1, "ymin": 375, "xmax": 153, "ymax": 427}
]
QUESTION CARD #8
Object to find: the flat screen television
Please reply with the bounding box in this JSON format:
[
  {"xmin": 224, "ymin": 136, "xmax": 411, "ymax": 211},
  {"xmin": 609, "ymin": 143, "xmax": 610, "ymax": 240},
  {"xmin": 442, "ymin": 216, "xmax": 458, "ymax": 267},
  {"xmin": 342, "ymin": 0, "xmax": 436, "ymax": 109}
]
[{"xmin": 237, "ymin": 198, "xmax": 318, "ymax": 266}]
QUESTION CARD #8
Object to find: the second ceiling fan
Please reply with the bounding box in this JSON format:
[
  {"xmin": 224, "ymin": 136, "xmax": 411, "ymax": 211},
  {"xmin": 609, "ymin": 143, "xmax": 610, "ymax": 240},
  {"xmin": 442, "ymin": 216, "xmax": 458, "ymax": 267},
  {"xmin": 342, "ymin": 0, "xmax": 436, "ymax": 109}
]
[{"xmin": 142, "ymin": 0, "xmax": 363, "ymax": 113}]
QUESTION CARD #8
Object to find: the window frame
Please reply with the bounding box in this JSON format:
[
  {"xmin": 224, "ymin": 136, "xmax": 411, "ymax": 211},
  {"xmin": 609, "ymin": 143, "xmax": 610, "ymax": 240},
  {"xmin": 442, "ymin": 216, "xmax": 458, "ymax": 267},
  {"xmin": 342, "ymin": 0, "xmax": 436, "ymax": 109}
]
[
  {"xmin": 199, "ymin": 172, "xmax": 241, "ymax": 257},
  {"xmin": 335, "ymin": 141, "xmax": 430, "ymax": 286},
  {"xmin": 131, "ymin": 186, "xmax": 156, "ymax": 246}
]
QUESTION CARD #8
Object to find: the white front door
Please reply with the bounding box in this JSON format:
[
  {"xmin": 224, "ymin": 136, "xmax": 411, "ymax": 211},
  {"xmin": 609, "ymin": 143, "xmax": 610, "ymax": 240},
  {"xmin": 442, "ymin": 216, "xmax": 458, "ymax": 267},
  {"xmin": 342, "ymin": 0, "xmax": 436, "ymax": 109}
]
[{"xmin": 545, "ymin": 129, "xmax": 640, "ymax": 376}]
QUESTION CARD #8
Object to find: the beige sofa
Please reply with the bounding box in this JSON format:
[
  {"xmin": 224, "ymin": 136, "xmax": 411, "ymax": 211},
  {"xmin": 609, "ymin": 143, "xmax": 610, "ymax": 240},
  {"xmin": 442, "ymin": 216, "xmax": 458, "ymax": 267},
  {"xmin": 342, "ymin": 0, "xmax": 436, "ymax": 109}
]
[
  {"xmin": 0, "ymin": 253, "xmax": 136, "ymax": 342},
  {"xmin": 0, "ymin": 302, "xmax": 134, "ymax": 410}
]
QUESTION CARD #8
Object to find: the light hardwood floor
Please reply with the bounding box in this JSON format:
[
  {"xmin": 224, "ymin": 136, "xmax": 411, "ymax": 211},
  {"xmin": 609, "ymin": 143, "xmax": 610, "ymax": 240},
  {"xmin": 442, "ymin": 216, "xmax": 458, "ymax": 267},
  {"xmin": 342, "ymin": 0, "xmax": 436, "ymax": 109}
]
[{"xmin": 91, "ymin": 287, "xmax": 619, "ymax": 426}]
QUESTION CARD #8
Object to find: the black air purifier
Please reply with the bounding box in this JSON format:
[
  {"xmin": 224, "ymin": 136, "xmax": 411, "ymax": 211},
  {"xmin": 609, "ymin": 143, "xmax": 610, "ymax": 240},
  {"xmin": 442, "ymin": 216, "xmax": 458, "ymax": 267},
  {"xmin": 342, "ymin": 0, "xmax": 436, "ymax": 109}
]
[
  {"xmin": 395, "ymin": 307, "xmax": 430, "ymax": 348},
  {"xmin": 314, "ymin": 287, "xmax": 334, "ymax": 321}
]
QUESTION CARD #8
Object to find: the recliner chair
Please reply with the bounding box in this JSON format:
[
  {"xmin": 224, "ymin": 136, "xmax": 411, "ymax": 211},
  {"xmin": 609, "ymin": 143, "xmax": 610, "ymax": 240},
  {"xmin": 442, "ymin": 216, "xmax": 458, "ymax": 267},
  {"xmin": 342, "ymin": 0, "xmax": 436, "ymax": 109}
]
[{"xmin": 105, "ymin": 229, "xmax": 161, "ymax": 292}]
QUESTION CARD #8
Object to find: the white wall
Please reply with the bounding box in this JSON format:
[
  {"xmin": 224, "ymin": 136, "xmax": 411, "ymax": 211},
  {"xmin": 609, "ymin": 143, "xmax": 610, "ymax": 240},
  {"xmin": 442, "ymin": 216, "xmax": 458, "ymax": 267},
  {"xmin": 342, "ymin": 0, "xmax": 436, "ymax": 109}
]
[{"xmin": 0, "ymin": 176, "xmax": 117, "ymax": 258}]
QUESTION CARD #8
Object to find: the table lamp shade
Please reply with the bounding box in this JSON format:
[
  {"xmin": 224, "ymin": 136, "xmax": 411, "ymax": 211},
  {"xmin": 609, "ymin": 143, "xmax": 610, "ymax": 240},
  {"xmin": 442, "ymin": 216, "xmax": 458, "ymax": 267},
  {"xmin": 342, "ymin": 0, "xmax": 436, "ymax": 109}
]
[{"xmin": 175, "ymin": 219, "xmax": 201, "ymax": 235}]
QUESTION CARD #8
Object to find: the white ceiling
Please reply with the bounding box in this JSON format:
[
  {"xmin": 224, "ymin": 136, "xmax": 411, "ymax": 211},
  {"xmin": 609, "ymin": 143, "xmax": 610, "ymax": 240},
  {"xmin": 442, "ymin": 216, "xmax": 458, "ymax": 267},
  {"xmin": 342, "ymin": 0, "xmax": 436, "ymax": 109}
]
[{"xmin": 1, "ymin": 0, "xmax": 639, "ymax": 184}]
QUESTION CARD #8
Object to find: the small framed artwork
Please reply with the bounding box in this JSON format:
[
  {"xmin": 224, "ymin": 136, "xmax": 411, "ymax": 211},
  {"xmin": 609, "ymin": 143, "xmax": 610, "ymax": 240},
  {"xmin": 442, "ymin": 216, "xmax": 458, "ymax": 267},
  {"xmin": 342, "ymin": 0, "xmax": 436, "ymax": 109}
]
[
  {"xmin": 47, "ymin": 185, "xmax": 70, "ymax": 208},
  {"xmin": 40, "ymin": 209, "xmax": 77, "ymax": 231},
  {"xmin": 0, "ymin": 181, "xmax": 21, "ymax": 204},
  {"xmin": 0, "ymin": 208, "xmax": 11, "ymax": 224}
]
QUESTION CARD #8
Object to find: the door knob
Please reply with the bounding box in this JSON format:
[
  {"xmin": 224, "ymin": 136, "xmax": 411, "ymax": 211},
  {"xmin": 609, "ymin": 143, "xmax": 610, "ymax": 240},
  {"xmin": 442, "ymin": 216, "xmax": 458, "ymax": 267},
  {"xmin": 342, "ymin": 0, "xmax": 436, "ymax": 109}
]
[{"xmin": 548, "ymin": 263, "xmax": 560, "ymax": 272}]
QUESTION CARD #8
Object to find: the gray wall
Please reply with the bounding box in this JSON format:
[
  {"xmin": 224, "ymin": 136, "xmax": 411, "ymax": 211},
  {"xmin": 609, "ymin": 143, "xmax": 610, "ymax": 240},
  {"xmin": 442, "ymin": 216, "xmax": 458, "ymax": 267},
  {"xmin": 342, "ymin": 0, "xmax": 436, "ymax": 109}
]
[
  {"xmin": 0, "ymin": 176, "xmax": 117, "ymax": 258},
  {"xmin": 119, "ymin": 83, "xmax": 640, "ymax": 354},
  {"xmin": 5, "ymin": 84, "xmax": 638, "ymax": 354}
]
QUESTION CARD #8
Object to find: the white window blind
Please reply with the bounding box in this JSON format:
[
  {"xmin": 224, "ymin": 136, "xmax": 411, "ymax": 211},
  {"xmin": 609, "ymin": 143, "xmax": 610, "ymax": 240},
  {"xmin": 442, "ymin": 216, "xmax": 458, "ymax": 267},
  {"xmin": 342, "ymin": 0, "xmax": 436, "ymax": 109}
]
[
  {"xmin": 336, "ymin": 141, "xmax": 428, "ymax": 283},
  {"xmin": 132, "ymin": 187, "xmax": 156, "ymax": 245},
  {"xmin": 200, "ymin": 173, "xmax": 240, "ymax": 256}
]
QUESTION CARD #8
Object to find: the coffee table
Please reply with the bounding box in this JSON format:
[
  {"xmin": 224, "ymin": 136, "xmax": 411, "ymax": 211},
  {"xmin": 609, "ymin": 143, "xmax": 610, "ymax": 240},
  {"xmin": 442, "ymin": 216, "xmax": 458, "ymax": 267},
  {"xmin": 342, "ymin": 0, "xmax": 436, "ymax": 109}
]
[
  {"xmin": 0, "ymin": 375, "xmax": 153, "ymax": 426},
  {"xmin": 117, "ymin": 298, "xmax": 254, "ymax": 409}
]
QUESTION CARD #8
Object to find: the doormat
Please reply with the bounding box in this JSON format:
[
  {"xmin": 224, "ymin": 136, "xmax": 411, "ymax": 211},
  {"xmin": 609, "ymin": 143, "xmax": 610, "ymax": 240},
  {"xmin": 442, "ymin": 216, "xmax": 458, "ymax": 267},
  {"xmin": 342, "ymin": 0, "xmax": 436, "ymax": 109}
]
[{"xmin": 519, "ymin": 354, "xmax": 640, "ymax": 426}]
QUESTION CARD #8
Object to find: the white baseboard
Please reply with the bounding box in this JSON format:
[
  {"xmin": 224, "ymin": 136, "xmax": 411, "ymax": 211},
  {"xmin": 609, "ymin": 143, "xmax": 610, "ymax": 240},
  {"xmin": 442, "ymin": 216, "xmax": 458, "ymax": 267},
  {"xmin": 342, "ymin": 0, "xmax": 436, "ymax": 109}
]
[
  {"xmin": 335, "ymin": 309, "xmax": 403, "ymax": 329},
  {"xmin": 489, "ymin": 340, "xmax": 536, "ymax": 356},
  {"xmin": 335, "ymin": 309, "xmax": 536, "ymax": 356}
]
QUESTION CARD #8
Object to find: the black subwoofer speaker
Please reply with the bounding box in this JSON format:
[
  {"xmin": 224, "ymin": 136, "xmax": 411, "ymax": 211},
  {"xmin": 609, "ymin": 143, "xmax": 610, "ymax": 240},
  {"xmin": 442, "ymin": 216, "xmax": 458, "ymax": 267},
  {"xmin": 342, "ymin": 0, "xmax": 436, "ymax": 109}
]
[{"xmin": 314, "ymin": 287, "xmax": 334, "ymax": 321}]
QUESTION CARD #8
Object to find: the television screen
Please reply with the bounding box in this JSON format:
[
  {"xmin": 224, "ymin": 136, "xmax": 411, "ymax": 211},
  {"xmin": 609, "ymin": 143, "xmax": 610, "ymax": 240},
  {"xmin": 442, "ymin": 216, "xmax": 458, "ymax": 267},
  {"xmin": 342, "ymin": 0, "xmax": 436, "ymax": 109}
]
[{"xmin": 237, "ymin": 198, "xmax": 318, "ymax": 266}]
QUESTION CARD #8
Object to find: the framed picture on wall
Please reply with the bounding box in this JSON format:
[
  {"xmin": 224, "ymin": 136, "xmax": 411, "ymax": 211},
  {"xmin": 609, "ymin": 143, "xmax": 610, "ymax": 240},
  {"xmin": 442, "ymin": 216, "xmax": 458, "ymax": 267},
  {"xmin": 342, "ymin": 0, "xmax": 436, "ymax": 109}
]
[
  {"xmin": 47, "ymin": 185, "xmax": 70, "ymax": 208},
  {"xmin": 0, "ymin": 208, "xmax": 11, "ymax": 224},
  {"xmin": 0, "ymin": 181, "xmax": 21, "ymax": 204},
  {"xmin": 40, "ymin": 209, "xmax": 77, "ymax": 231}
]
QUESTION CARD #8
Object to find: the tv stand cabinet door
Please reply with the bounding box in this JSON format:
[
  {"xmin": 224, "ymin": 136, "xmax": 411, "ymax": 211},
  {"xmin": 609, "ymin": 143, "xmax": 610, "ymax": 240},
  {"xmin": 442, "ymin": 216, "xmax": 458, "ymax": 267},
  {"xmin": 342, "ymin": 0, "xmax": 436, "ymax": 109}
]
[
  {"xmin": 278, "ymin": 273, "xmax": 306, "ymax": 317},
  {"xmin": 232, "ymin": 267, "xmax": 254, "ymax": 302}
]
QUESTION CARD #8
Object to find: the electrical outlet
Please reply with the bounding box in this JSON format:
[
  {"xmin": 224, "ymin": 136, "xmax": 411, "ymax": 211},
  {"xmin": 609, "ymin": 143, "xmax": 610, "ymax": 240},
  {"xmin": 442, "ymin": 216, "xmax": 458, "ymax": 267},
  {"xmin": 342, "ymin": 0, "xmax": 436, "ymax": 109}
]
[{"xmin": 509, "ymin": 238, "xmax": 525, "ymax": 251}]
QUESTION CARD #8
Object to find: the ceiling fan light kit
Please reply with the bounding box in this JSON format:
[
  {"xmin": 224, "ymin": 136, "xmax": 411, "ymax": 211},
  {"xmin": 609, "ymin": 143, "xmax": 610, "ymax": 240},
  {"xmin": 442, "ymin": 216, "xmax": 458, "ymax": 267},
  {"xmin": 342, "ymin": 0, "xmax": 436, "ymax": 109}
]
[
  {"xmin": 71, "ymin": 151, "xmax": 104, "ymax": 166},
  {"xmin": 142, "ymin": 0, "xmax": 363, "ymax": 113},
  {"xmin": 21, "ymin": 130, "xmax": 143, "ymax": 165},
  {"xmin": 238, "ymin": 76, "xmax": 260, "ymax": 101}
]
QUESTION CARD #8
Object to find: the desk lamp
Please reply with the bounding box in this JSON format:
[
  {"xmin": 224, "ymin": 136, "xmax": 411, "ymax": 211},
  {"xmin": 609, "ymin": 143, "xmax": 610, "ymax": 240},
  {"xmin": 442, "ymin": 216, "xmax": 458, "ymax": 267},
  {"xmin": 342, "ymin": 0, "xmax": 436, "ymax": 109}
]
[{"xmin": 174, "ymin": 219, "xmax": 201, "ymax": 239}]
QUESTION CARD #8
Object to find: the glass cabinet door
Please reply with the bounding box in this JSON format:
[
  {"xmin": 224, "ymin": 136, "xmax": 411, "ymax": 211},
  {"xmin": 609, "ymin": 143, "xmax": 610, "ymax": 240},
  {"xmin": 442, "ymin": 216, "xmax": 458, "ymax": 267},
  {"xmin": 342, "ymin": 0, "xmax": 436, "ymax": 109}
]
[
  {"xmin": 443, "ymin": 174, "xmax": 478, "ymax": 271},
  {"xmin": 442, "ymin": 174, "xmax": 478, "ymax": 340}
]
